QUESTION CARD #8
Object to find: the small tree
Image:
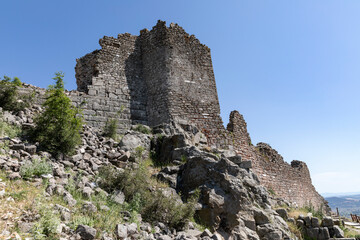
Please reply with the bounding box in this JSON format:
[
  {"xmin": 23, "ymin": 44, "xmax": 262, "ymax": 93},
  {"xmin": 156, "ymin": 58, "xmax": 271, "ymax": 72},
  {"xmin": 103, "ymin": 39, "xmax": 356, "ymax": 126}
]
[
  {"xmin": 0, "ymin": 77, "xmax": 18, "ymax": 111},
  {"xmin": 32, "ymin": 72, "xmax": 83, "ymax": 156}
]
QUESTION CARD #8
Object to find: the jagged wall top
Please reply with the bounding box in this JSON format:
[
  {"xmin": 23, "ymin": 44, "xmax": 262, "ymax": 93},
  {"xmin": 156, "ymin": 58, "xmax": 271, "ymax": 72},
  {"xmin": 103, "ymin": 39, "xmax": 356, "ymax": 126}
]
[{"xmin": 75, "ymin": 20, "xmax": 223, "ymax": 144}]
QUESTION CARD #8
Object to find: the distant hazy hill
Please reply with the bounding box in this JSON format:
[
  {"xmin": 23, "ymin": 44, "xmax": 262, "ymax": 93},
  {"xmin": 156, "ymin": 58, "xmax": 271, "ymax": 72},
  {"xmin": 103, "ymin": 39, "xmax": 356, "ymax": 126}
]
[{"xmin": 325, "ymin": 194, "xmax": 360, "ymax": 217}]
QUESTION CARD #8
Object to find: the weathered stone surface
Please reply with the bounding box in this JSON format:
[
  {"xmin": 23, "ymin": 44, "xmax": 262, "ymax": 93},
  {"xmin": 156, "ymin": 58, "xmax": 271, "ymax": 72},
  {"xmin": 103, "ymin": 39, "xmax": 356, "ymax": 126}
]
[
  {"xmin": 312, "ymin": 217, "xmax": 320, "ymax": 228},
  {"xmin": 331, "ymin": 225, "xmax": 345, "ymax": 238},
  {"xmin": 82, "ymin": 201, "xmax": 97, "ymax": 214},
  {"xmin": 110, "ymin": 190, "xmax": 125, "ymax": 204},
  {"xmin": 76, "ymin": 224, "xmax": 96, "ymax": 239},
  {"xmin": 275, "ymin": 208, "xmax": 288, "ymax": 220},
  {"xmin": 24, "ymin": 145, "xmax": 36, "ymax": 155},
  {"xmin": 114, "ymin": 224, "xmax": 128, "ymax": 239},
  {"xmin": 63, "ymin": 191, "xmax": 77, "ymax": 207},
  {"xmin": 321, "ymin": 216, "xmax": 334, "ymax": 227},
  {"xmin": 177, "ymin": 155, "xmax": 291, "ymax": 238},
  {"xmin": 10, "ymin": 144, "xmax": 25, "ymax": 150}
]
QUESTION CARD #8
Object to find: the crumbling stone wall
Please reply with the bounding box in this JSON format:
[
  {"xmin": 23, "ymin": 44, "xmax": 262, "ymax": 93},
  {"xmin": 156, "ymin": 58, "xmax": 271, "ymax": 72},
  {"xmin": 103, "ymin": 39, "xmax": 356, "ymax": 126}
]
[
  {"xmin": 19, "ymin": 20, "xmax": 326, "ymax": 210},
  {"xmin": 255, "ymin": 143, "xmax": 326, "ymax": 209},
  {"xmin": 75, "ymin": 20, "xmax": 225, "ymax": 147},
  {"xmin": 226, "ymin": 111, "xmax": 326, "ymax": 209}
]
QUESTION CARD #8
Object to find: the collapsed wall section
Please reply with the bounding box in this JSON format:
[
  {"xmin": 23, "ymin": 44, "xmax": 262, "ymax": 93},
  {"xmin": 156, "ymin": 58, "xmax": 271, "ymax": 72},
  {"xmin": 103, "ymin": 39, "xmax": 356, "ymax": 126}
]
[
  {"xmin": 74, "ymin": 33, "xmax": 148, "ymax": 132},
  {"xmin": 227, "ymin": 111, "xmax": 327, "ymax": 209}
]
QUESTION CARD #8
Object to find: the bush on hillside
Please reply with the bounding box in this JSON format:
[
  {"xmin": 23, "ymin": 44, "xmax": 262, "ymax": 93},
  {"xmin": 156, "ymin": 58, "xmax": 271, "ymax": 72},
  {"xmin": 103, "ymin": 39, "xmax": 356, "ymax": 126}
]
[
  {"xmin": 0, "ymin": 77, "xmax": 18, "ymax": 111},
  {"xmin": 20, "ymin": 158, "xmax": 53, "ymax": 180},
  {"xmin": 98, "ymin": 163, "xmax": 198, "ymax": 229},
  {"xmin": 0, "ymin": 75, "xmax": 31, "ymax": 112},
  {"xmin": 32, "ymin": 72, "xmax": 83, "ymax": 156},
  {"xmin": 0, "ymin": 118, "xmax": 21, "ymax": 138},
  {"xmin": 12, "ymin": 77, "xmax": 22, "ymax": 86}
]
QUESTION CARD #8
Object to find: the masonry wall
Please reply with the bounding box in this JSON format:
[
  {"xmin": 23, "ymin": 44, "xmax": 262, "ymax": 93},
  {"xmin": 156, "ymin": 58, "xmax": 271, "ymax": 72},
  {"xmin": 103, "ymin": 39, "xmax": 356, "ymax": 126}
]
[
  {"xmin": 73, "ymin": 33, "xmax": 148, "ymax": 132},
  {"xmin": 75, "ymin": 20, "xmax": 226, "ymax": 147},
  {"xmin": 226, "ymin": 111, "xmax": 327, "ymax": 209}
]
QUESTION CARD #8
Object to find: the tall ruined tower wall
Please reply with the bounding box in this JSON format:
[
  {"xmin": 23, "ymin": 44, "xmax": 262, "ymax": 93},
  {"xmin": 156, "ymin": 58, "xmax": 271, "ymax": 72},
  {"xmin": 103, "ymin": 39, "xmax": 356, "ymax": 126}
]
[
  {"xmin": 75, "ymin": 20, "xmax": 225, "ymax": 147},
  {"xmin": 73, "ymin": 20, "xmax": 326, "ymax": 209}
]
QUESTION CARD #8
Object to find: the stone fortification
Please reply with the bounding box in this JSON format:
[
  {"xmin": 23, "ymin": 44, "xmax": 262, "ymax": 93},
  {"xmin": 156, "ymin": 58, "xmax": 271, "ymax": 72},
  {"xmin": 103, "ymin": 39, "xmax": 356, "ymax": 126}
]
[
  {"xmin": 226, "ymin": 111, "xmax": 327, "ymax": 209},
  {"xmin": 22, "ymin": 20, "xmax": 326, "ymax": 210},
  {"xmin": 75, "ymin": 20, "xmax": 224, "ymax": 147}
]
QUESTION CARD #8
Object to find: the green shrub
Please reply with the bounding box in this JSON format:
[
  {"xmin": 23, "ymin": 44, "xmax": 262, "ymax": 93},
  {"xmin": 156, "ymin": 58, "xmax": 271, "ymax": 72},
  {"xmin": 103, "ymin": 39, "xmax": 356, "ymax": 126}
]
[
  {"xmin": 302, "ymin": 203, "xmax": 324, "ymax": 220},
  {"xmin": 103, "ymin": 118, "xmax": 117, "ymax": 140},
  {"xmin": 32, "ymin": 205, "xmax": 61, "ymax": 240},
  {"xmin": 133, "ymin": 124, "xmax": 151, "ymax": 134},
  {"xmin": 32, "ymin": 72, "xmax": 83, "ymax": 156},
  {"xmin": 134, "ymin": 146, "xmax": 145, "ymax": 161},
  {"xmin": 0, "ymin": 76, "xmax": 30, "ymax": 112},
  {"xmin": 2, "ymin": 75, "xmax": 11, "ymax": 82},
  {"xmin": 20, "ymin": 158, "xmax": 53, "ymax": 179},
  {"xmin": 12, "ymin": 77, "xmax": 22, "ymax": 86},
  {"xmin": 0, "ymin": 79, "xmax": 18, "ymax": 111},
  {"xmin": 98, "ymin": 162, "xmax": 198, "ymax": 229},
  {"xmin": 0, "ymin": 119, "xmax": 21, "ymax": 138},
  {"xmin": 141, "ymin": 188, "xmax": 198, "ymax": 229}
]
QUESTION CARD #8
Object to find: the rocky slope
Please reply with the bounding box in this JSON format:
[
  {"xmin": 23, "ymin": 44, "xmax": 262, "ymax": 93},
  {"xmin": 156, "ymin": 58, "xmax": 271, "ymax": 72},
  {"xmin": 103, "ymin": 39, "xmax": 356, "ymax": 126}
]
[
  {"xmin": 0, "ymin": 103, "xmax": 298, "ymax": 240},
  {"xmin": 0, "ymin": 96, "xmax": 352, "ymax": 240}
]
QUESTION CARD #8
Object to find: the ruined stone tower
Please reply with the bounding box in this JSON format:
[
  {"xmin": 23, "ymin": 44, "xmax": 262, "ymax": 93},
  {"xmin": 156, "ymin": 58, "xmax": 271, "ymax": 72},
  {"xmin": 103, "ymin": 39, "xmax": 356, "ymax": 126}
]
[
  {"xmin": 73, "ymin": 20, "xmax": 327, "ymax": 210},
  {"xmin": 75, "ymin": 20, "xmax": 224, "ymax": 146}
]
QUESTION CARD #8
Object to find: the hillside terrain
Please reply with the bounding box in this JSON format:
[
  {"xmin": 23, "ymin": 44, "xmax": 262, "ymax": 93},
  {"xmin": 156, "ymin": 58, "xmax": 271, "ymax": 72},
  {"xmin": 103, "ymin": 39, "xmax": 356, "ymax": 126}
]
[
  {"xmin": 326, "ymin": 194, "xmax": 360, "ymax": 217},
  {"xmin": 0, "ymin": 20, "xmax": 357, "ymax": 240}
]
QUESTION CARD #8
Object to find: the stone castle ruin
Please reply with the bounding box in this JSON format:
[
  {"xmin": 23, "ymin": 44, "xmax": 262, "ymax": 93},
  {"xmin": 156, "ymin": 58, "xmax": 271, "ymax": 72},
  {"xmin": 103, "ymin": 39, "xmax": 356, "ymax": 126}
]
[{"xmin": 35, "ymin": 20, "xmax": 326, "ymax": 209}]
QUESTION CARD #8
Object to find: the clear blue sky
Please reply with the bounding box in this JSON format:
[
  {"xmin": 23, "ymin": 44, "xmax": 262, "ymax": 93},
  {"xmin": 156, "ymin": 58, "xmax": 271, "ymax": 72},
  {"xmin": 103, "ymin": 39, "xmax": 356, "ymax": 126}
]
[{"xmin": 1, "ymin": 0, "xmax": 359, "ymax": 194}]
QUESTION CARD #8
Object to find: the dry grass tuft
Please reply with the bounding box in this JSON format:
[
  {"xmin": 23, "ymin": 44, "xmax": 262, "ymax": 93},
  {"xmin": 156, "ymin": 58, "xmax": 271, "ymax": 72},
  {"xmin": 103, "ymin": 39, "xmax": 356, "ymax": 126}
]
[{"xmin": 0, "ymin": 170, "xmax": 44, "ymax": 238}]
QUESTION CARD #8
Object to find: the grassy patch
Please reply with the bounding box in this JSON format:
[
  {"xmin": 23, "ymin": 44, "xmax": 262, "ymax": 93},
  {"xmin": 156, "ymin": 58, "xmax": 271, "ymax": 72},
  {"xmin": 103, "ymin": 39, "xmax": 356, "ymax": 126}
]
[
  {"xmin": 32, "ymin": 204, "xmax": 61, "ymax": 240},
  {"xmin": 0, "ymin": 119, "xmax": 21, "ymax": 138},
  {"xmin": 133, "ymin": 124, "xmax": 151, "ymax": 134},
  {"xmin": 19, "ymin": 157, "xmax": 53, "ymax": 180},
  {"xmin": 0, "ymin": 170, "xmax": 44, "ymax": 238},
  {"xmin": 287, "ymin": 221, "xmax": 303, "ymax": 240},
  {"xmin": 97, "ymin": 160, "xmax": 198, "ymax": 229}
]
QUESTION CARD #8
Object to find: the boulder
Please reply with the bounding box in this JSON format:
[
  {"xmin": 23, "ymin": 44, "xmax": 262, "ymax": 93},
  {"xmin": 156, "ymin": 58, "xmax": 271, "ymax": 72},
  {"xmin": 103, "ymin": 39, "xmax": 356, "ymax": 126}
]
[
  {"xmin": 110, "ymin": 190, "xmax": 125, "ymax": 204},
  {"xmin": 72, "ymin": 154, "xmax": 83, "ymax": 162},
  {"xmin": 119, "ymin": 132, "xmax": 150, "ymax": 153},
  {"xmin": 63, "ymin": 191, "xmax": 77, "ymax": 207},
  {"xmin": 177, "ymin": 156, "xmax": 290, "ymax": 238},
  {"xmin": 76, "ymin": 224, "xmax": 97, "ymax": 240},
  {"xmin": 25, "ymin": 145, "xmax": 36, "ymax": 155},
  {"xmin": 10, "ymin": 144, "xmax": 25, "ymax": 150},
  {"xmin": 321, "ymin": 216, "xmax": 334, "ymax": 227},
  {"xmin": 253, "ymin": 208, "xmax": 270, "ymax": 225},
  {"xmin": 82, "ymin": 201, "xmax": 97, "ymax": 214},
  {"xmin": 275, "ymin": 208, "xmax": 288, "ymax": 220},
  {"xmin": 114, "ymin": 224, "xmax": 128, "ymax": 239},
  {"xmin": 331, "ymin": 225, "xmax": 344, "ymax": 238},
  {"xmin": 311, "ymin": 217, "xmax": 320, "ymax": 228},
  {"xmin": 82, "ymin": 187, "xmax": 94, "ymax": 199}
]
